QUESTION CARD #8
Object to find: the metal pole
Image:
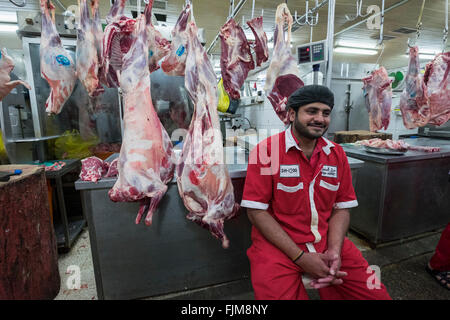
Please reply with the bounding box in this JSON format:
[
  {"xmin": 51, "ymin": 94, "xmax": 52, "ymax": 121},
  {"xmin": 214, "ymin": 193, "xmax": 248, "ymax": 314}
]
[{"xmin": 325, "ymin": 0, "xmax": 335, "ymax": 88}]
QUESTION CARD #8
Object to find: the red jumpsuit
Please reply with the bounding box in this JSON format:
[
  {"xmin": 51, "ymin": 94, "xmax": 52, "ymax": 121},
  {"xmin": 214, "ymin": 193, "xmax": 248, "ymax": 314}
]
[
  {"xmin": 241, "ymin": 127, "xmax": 391, "ymax": 300},
  {"xmin": 429, "ymin": 223, "xmax": 450, "ymax": 271}
]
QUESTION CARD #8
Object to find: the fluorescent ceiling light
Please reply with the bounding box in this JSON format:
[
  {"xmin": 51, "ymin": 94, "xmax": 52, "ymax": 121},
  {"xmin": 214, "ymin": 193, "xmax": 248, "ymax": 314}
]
[
  {"xmin": 418, "ymin": 54, "xmax": 436, "ymax": 60},
  {"xmin": 337, "ymin": 40, "xmax": 378, "ymax": 49},
  {"xmin": 0, "ymin": 11, "xmax": 17, "ymax": 23},
  {"xmin": 268, "ymin": 42, "xmax": 274, "ymax": 49},
  {"xmin": 0, "ymin": 23, "xmax": 18, "ymax": 32},
  {"xmin": 334, "ymin": 46, "xmax": 378, "ymax": 55}
]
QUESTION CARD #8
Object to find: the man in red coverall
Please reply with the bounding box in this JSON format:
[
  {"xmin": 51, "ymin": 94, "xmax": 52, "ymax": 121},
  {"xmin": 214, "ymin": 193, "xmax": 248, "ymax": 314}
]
[
  {"xmin": 426, "ymin": 223, "xmax": 450, "ymax": 290},
  {"xmin": 241, "ymin": 85, "xmax": 391, "ymax": 300}
]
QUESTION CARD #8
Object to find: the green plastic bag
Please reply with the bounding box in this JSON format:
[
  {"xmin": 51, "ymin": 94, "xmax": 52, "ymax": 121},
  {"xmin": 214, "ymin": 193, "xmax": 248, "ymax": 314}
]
[
  {"xmin": 54, "ymin": 129, "xmax": 99, "ymax": 160},
  {"xmin": 217, "ymin": 78, "xmax": 230, "ymax": 113},
  {"xmin": 0, "ymin": 131, "xmax": 9, "ymax": 164}
]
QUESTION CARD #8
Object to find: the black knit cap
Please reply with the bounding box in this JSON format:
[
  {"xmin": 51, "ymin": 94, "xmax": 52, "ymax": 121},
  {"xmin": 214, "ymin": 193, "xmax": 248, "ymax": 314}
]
[{"xmin": 286, "ymin": 84, "xmax": 334, "ymax": 111}]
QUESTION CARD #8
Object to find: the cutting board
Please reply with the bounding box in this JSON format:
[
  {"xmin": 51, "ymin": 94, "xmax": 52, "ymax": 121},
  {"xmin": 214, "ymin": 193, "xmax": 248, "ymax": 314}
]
[{"xmin": 333, "ymin": 130, "xmax": 392, "ymax": 144}]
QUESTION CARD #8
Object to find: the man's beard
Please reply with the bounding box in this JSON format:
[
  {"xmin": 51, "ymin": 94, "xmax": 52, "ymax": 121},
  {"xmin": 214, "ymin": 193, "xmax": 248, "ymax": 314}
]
[{"xmin": 293, "ymin": 116, "xmax": 328, "ymax": 140}]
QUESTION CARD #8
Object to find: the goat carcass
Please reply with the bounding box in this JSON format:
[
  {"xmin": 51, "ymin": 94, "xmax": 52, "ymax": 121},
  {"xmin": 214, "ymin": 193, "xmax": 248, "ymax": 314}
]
[
  {"xmin": 0, "ymin": 48, "xmax": 30, "ymax": 101},
  {"xmin": 40, "ymin": 0, "xmax": 76, "ymax": 114},
  {"xmin": 109, "ymin": 5, "xmax": 175, "ymax": 226},
  {"xmin": 424, "ymin": 52, "xmax": 450, "ymax": 126},
  {"xmin": 362, "ymin": 67, "xmax": 392, "ymax": 132},
  {"xmin": 219, "ymin": 18, "xmax": 255, "ymax": 100},
  {"xmin": 246, "ymin": 16, "xmax": 269, "ymax": 67},
  {"xmin": 264, "ymin": 4, "xmax": 303, "ymax": 125},
  {"xmin": 76, "ymin": 0, "xmax": 104, "ymax": 97},
  {"xmin": 101, "ymin": 0, "xmax": 136, "ymax": 87},
  {"xmin": 160, "ymin": 4, "xmax": 190, "ymax": 76},
  {"xmin": 399, "ymin": 46, "xmax": 430, "ymax": 129},
  {"xmin": 177, "ymin": 21, "xmax": 240, "ymax": 248}
]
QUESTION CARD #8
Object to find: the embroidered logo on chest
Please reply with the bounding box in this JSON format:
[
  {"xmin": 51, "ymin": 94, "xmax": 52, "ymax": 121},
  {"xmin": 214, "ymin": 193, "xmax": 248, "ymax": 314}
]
[
  {"xmin": 280, "ymin": 165, "xmax": 300, "ymax": 178},
  {"xmin": 322, "ymin": 165, "xmax": 337, "ymax": 178}
]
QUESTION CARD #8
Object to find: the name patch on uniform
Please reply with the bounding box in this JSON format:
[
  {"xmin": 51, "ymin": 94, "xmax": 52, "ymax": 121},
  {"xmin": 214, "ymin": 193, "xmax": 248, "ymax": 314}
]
[
  {"xmin": 280, "ymin": 165, "xmax": 300, "ymax": 178},
  {"xmin": 322, "ymin": 165, "xmax": 337, "ymax": 178}
]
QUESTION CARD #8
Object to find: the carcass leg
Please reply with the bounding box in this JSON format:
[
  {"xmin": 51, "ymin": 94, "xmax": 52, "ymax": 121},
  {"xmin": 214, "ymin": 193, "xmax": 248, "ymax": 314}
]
[{"xmin": 144, "ymin": 191, "xmax": 165, "ymax": 226}]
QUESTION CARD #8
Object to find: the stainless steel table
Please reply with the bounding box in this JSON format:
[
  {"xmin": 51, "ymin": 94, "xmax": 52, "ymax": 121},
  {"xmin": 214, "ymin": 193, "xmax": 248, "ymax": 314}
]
[{"xmin": 342, "ymin": 138, "xmax": 450, "ymax": 247}]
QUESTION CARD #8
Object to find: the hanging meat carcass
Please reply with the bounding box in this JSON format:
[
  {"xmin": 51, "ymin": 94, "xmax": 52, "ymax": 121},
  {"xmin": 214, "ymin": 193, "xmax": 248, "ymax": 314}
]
[
  {"xmin": 219, "ymin": 18, "xmax": 255, "ymax": 100},
  {"xmin": 160, "ymin": 4, "xmax": 190, "ymax": 76},
  {"xmin": 109, "ymin": 4, "xmax": 175, "ymax": 226},
  {"xmin": 177, "ymin": 20, "xmax": 240, "ymax": 249},
  {"xmin": 91, "ymin": 0, "xmax": 104, "ymax": 84},
  {"xmin": 264, "ymin": 4, "xmax": 304, "ymax": 125},
  {"xmin": 424, "ymin": 52, "xmax": 450, "ymax": 126},
  {"xmin": 39, "ymin": 0, "xmax": 77, "ymax": 114},
  {"xmin": 362, "ymin": 67, "xmax": 393, "ymax": 132},
  {"xmin": 246, "ymin": 16, "xmax": 269, "ymax": 67},
  {"xmin": 399, "ymin": 46, "xmax": 430, "ymax": 129},
  {"xmin": 0, "ymin": 48, "xmax": 31, "ymax": 101},
  {"xmin": 76, "ymin": 0, "xmax": 104, "ymax": 97},
  {"xmin": 146, "ymin": 0, "xmax": 171, "ymax": 73},
  {"xmin": 101, "ymin": 0, "xmax": 136, "ymax": 87}
]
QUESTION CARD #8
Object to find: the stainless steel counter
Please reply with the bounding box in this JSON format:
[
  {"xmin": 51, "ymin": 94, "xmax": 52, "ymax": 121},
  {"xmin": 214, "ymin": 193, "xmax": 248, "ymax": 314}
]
[
  {"xmin": 342, "ymin": 138, "xmax": 450, "ymax": 246},
  {"xmin": 74, "ymin": 149, "xmax": 364, "ymax": 299}
]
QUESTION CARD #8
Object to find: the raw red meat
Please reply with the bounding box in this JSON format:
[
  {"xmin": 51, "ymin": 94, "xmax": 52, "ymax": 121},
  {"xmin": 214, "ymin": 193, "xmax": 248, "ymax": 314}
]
[
  {"xmin": 104, "ymin": 158, "xmax": 118, "ymax": 177},
  {"xmin": 0, "ymin": 48, "xmax": 31, "ymax": 101},
  {"xmin": 146, "ymin": 0, "xmax": 171, "ymax": 73},
  {"xmin": 39, "ymin": 0, "xmax": 76, "ymax": 114},
  {"xmin": 219, "ymin": 18, "xmax": 255, "ymax": 100},
  {"xmin": 264, "ymin": 4, "xmax": 303, "ymax": 125},
  {"xmin": 267, "ymin": 74, "xmax": 304, "ymax": 124},
  {"xmin": 101, "ymin": 0, "xmax": 136, "ymax": 88},
  {"xmin": 76, "ymin": 0, "xmax": 104, "ymax": 97},
  {"xmin": 246, "ymin": 16, "xmax": 269, "ymax": 67},
  {"xmin": 161, "ymin": 4, "xmax": 190, "ymax": 76},
  {"xmin": 423, "ymin": 52, "xmax": 450, "ymax": 126},
  {"xmin": 80, "ymin": 156, "xmax": 107, "ymax": 182},
  {"xmin": 44, "ymin": 161, "xmax": 66, "ymax": 172},
  {"xmin": 357, "ymin": 138, "xmax": 440, "ymax": 152},
  {"xmin": 399, "ymin": 46, "xmax": 430, "ymax": 129},
  {"xmin": 362, "ymin": 67, "xmax": 392, "ymax": 132},
  {"xmin": 177, "ymin": 20, "xmax": 240, "ymax": 248},
  {"xmin": 109, "ymin": 5, "xmax": 175, "ymax": 226}
]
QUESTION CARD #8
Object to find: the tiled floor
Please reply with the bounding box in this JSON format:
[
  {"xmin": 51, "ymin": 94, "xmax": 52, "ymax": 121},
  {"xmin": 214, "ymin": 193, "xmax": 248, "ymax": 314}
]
[{"xmin": 54, "ymin": 228, "xmax": 98, "ymax": 300}]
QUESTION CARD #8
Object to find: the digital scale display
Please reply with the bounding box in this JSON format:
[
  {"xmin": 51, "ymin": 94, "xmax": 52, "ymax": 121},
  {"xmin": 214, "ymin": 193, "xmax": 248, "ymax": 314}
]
[{"xmin": 297, "ymin": 41, "xmax": 327, "ymax": 65}]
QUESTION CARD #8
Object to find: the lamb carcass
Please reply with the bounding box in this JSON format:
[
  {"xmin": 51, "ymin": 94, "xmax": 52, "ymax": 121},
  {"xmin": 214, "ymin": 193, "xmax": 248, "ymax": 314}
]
[
  {"xmin": 177, "ymin": 21, "xmax": 240, "ymax": 248},
  {"xmin": 76, "ymin": 0, "xmax": 104, "ymax": 97},
  {"xmin": 399, "ymin": 46, "xmax": 430, "ymax": 129},
  {"xmin": 424, "ymin": 52, "xmax": 450, "ymax": 126},
  {"xmin": 362, "ymin": 67, "xmax": 392, "ymax": 132},
  {"xmin": 0, "ymin": 48, "xmax": 31, "ymax": 101},
  {"xmin": 246, "ymin": 16, "xmax": 269, "ymax": 67},
  {"xmin": 109, "ymin": 5, "xmax": 175, "ymax": 226},
  {"xmin": 160, "ymin": 4, "xmax": 190, "ymax": 76},
  {"xmin": 219, "ymin": 18, "xmax": 255, "ymax": 100},
  {"xmin": 264, "ymin": 4, "xmax": 303, "ymax": 125},
  {"xmin": 40, "ymin": 0, "xmax": 76, "ymax": 114},
  {"xmin": 101, "ymin": 0, "xmax": 136, "ymax": 87}
]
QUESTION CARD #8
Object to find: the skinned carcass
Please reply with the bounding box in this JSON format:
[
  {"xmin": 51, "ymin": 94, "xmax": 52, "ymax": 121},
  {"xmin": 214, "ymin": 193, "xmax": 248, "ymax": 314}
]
[
  {"xmin": 357, "ymin": 138, "xmax": 440, "ymax": 153},
  {"xmin": 108, "ymin": 4, "xmax": 175, "ymax": 226},
  {"xmin": 362, "ymin": 67, "xmax": 393, "ymax": 132},
  {"xmin": 264, "ymin": 4, "xmax": 303, "ymax": 125},
  {"xmin": 76, "ymin": 0, "xmax": 104, "ymax": 97},
  {"xmin": 160, "ymin": 4, "xmax": 190, "ymax": 76},
  {"xmin": 101, "ymin": 0, "xmax": 136, "ymax": 87},
  {"xmin": 246, "ymin": 16, "xmax": 269, "ymax": 67},
  {"xmin": 146, "ymin": 0, "xmax": 171, "ymax": 73},
  {"xmin": 219, "ymin": 18, "xmax": 255, "ymax": 100},
  {"xmin": 424, "ymin": 52, "xmax": 450, "ymax": 126},
  {"xmin": 39, "ymin": 0, "xmax": 77, "ymax": 114},
  {"xmin": 399, "ymin": 46, "xmax": 430, "ymax": 129},
  {"xmin": 177, "ymin": 20, "xmax": 240, "ymax": 249},
  {"xmin": 0, "ymin": 48, "xmax": 31, "ymax": 101}
]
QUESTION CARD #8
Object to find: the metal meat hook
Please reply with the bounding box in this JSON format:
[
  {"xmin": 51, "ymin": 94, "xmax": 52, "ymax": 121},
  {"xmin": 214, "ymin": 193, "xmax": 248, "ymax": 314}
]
[
  {"xmin": 345, "ymin": 0, "xmax": 371, "ymax": 21},
  {"xmin": 294, "ymin": 0, "xmax": 319, "ymax": 26}
]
